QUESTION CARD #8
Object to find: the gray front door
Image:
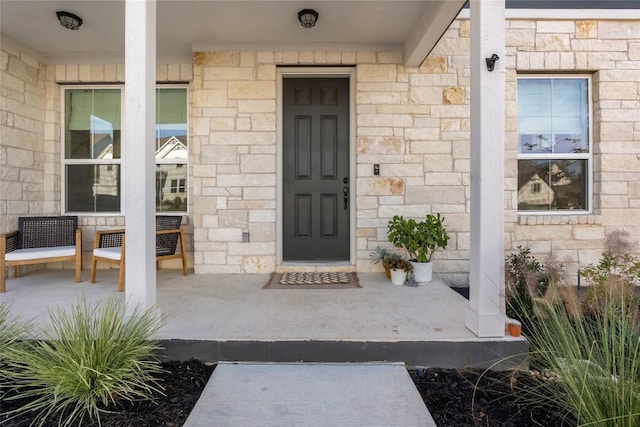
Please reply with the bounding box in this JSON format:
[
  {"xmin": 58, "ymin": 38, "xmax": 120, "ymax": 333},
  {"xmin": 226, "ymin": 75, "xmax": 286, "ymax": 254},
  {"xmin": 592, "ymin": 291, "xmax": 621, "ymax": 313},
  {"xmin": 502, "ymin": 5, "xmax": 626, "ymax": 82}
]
[{"xmin": 283, "ymin": 77, "xmax": 350, "ymax": 261}]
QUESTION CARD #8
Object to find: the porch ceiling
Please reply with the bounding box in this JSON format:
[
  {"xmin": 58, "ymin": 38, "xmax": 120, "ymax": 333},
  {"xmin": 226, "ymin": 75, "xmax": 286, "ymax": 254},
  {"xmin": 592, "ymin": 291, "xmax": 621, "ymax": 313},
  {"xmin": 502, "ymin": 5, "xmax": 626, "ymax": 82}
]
[{"xmin": 0, "ymin": 1, "xmax": 465, "ymax": 66}]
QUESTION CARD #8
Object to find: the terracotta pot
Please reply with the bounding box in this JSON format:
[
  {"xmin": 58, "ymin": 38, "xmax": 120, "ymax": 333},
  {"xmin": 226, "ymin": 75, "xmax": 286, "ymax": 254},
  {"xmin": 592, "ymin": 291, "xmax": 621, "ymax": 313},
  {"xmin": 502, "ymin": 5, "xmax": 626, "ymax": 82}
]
[
  {"xmin": 508, "ymin": 321, "xmax": 522, "ymax": 337},
  {"xmin": 385, "ymin": 267, "xmax": 391, "ymax": 279}
]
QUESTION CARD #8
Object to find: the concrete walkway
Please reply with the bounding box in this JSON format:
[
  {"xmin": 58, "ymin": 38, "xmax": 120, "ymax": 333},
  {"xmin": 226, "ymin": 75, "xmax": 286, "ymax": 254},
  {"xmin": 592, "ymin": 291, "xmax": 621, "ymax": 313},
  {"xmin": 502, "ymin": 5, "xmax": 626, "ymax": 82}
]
[{"xmin": 184, "ymin": 363, "xmax": 436, "ymax": 427}]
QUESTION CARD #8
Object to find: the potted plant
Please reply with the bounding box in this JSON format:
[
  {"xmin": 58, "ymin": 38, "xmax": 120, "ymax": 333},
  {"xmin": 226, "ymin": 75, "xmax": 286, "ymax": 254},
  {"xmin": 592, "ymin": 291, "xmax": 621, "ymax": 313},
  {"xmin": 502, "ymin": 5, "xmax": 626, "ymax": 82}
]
[
  {"xmin": 370, "ymin": 246, "xmax": 398, "ymax": 278},
  {"xmin": 386, "ymin": 257, "xmax": 413, "ymax": 285},
  {"xmin": 386, "ymin": 213, "xmax": 450, "ymax": 283}
]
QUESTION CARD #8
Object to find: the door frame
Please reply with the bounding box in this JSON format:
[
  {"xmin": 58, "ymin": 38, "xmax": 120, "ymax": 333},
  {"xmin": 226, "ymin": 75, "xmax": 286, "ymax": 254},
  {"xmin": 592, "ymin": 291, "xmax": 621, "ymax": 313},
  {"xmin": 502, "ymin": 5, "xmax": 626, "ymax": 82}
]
[{"xmin": 276, "ymin": 67, "xmax": 356, "ymax": 265}]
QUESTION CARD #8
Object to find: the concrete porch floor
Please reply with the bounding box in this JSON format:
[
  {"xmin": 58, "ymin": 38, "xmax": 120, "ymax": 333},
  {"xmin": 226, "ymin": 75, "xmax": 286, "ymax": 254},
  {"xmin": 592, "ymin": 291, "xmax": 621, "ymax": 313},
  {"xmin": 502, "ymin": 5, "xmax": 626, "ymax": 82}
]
[{"xmin": 0, "ymin": 269, "xmax": 526, "ymax": 368}]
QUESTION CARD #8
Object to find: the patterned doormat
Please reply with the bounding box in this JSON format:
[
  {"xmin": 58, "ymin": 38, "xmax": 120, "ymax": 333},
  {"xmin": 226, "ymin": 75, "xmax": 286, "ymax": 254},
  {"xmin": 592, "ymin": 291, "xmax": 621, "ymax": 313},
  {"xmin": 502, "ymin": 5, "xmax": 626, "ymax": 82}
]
[{"xmin": 263, "ymin": 272, "xmax": 360, "ymax": 289}]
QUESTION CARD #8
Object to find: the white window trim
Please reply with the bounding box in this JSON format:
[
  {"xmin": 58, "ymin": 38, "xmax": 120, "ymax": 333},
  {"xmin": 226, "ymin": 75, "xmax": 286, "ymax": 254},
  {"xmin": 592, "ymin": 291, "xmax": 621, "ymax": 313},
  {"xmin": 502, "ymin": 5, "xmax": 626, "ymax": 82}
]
[
  {"xmin": 516, "ymin": 74, "xmax": 593, "ymax": 216},
  {"xmin": 61, "ymin": 84, "xmax": 190, "ymax": 216}
]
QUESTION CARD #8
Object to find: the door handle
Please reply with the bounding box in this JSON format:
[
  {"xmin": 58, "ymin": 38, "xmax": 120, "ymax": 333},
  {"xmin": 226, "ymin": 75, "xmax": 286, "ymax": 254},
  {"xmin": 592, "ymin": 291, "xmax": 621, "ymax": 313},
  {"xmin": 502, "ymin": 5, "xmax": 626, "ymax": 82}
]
[{"xmin": 343, "ymin": 187, "xmax": 349, "ymax": 210}]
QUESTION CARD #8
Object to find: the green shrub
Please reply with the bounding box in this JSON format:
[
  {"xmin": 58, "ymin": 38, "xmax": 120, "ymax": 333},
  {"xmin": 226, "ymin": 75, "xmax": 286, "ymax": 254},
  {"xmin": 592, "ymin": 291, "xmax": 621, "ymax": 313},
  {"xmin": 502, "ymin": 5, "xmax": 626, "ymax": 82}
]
[
  {"xmin": 504, "ymin": 246, "xmax": 550, "ymax": 324},
  {"xmin": 3, "ymin": 297, "xmax": 164, "ymax": 426}
]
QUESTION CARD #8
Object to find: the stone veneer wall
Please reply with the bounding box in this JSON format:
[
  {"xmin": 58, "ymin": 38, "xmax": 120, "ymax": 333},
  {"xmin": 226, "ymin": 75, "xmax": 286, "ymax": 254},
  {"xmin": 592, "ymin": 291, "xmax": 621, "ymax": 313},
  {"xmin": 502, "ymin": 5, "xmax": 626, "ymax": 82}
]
[
  {"xmin": 0, "ymin": 41, "xmax": 194, "ymax": 269},
  {"xmin": 2, "ymin": 17, "xmax": 639, "ymax": 285},
  {"xmin": 192, "ymin": 17, "xmax": 640, "ymax": 285},
  {"xmin": 1, "ymin": 41, "xmax": 47, "ymax": 232}
]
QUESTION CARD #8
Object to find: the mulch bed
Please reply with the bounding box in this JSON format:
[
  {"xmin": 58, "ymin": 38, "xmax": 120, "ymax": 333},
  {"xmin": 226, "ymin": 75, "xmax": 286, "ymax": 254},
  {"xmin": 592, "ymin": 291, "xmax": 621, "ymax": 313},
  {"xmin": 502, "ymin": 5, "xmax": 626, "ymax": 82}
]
[{"xmin": 1, "ymin": 361, "xmax": 575, "ymax": 426}]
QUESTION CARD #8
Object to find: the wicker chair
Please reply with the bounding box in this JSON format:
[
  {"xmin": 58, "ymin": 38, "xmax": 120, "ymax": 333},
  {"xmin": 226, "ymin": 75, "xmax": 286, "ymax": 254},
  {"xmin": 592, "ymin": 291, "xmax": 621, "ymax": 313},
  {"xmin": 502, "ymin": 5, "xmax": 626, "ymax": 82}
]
[
  {"xmin": 90, "ymin": 216, "xmax": 187, "ymax": 292},
  {"xmin": 0, "ymin": 216, "xmax": 82, "ymax": 293}
]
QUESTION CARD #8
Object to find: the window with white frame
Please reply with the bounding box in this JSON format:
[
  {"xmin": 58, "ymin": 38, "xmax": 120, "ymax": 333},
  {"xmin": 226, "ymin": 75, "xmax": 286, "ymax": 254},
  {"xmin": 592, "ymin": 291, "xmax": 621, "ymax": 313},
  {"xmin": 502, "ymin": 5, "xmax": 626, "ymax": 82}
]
[
  {"xmin": 517, "ymin": 76, "xmax": 592, "ymax": 212},
  {"xmin": 63, "ymin": 86, "xmax": 188, "ymax": 213}
]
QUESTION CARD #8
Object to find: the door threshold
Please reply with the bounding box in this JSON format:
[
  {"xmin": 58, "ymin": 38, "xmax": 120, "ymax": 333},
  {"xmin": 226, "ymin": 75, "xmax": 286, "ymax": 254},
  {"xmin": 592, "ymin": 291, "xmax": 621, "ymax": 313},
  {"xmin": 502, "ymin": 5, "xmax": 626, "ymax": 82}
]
[{"xmin": 277, "ymin": 262, "xmax": 355, "ymax": 273}]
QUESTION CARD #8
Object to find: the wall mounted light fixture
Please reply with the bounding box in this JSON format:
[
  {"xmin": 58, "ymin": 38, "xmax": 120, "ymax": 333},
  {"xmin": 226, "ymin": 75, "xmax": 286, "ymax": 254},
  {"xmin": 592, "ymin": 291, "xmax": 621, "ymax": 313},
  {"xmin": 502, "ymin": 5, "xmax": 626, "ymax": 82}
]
[
  {"xmin": 485, "ymin": 54, "xmax": 499, "ymax": 72},
  {"xmin": 298, "ymin": 9, "xmax": 318, "ymax": 28},
  {"xmin": 56, "ymin": 11, "xmax": 83, "ymax": 30}
]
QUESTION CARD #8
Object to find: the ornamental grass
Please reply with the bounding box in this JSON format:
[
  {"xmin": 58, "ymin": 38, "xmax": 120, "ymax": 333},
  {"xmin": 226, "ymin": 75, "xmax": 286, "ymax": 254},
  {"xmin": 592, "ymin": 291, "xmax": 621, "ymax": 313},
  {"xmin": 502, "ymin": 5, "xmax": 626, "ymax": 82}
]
[
  {"xmin": 1, "ymin": 297, "xmax": 164, "ymax": 427},
  {"xmin": 505, "ymin": 231, "xmax": 640, "ymax": 427}
]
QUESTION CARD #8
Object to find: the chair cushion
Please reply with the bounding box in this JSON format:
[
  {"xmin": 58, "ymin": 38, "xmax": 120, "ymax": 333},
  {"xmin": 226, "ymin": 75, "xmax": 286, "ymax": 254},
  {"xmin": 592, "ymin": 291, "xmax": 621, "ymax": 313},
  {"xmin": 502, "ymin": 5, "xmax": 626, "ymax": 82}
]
[
  {"xmin": 5, "ymin": 246, "xmax": 76, "ymax": 261},
  {"xmin": 93, "ymin": 247, "xmax": 123, "ymax": 261}
]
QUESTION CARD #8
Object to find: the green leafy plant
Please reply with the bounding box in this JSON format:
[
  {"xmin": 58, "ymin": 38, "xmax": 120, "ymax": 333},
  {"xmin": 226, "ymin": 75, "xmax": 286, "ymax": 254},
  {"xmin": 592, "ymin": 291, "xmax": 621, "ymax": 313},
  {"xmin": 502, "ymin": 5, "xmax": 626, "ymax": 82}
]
[
  {"xmin": 386, "ymin": 213, "xmax": 449, "ymax": 263},
  {"xmin": 504, "ymin": 246, "xmax": 551, "ymax": 323},
  {"xmin": 369, "ymin": 246, "xmax": 393, "ymax": 265},
  {"xmin": 385, "ymin": 257, "xmax": 413, "ymax": 272},
  {"xmin": 2, "ymin": 297, "xmax": 165, "ymax": 427}
]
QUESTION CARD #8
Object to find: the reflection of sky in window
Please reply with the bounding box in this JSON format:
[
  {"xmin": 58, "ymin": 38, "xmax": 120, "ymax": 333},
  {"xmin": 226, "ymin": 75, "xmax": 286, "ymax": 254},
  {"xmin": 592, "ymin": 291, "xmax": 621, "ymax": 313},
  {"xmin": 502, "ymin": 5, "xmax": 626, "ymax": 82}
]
[
  {"xmin": 156, "ymin": 123, "xmax": 187, "ymax": 138},
  {"xmin": 518, "ymin": 79, "xmax": 588, "ymax": 154},
  {"xmin": 90, "ymin": 115, "xmax": 113, "ymax": 138}
]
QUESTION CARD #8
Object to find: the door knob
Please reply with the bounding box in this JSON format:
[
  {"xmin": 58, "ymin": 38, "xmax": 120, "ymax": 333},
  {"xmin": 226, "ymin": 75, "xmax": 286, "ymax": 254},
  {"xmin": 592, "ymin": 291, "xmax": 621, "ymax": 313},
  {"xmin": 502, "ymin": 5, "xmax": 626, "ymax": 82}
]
[{"xmin": 343, "ymin": 187, "xmax": 349, "ymax": 210}]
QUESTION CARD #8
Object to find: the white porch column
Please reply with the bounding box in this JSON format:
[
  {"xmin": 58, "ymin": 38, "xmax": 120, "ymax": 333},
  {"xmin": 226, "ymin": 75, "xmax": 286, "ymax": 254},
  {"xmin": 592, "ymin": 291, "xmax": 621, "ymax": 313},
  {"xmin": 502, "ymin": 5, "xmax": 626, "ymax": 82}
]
[
  {"xmin": 465, "ymin": 0, "xmax": 506, "ymax": 337},
  {"xmin": 124, "ymin": 0, "xmax": 156, "ymax": 311}
]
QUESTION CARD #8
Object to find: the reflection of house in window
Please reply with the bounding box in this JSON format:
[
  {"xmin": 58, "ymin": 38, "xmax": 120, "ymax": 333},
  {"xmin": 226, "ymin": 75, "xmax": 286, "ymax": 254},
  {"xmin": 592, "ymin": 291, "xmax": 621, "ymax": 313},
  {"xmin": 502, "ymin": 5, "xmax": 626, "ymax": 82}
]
[
  {"xmin": 518, "ymin": 172, "xmax": 554, "ymax": 210},
  {"xmin": 156, "ymin": 136, "xmax": 188, "ymax": 210},
  {"xmin": 531, "ymin": 182, "xmax": 541, "ymax": 194}
]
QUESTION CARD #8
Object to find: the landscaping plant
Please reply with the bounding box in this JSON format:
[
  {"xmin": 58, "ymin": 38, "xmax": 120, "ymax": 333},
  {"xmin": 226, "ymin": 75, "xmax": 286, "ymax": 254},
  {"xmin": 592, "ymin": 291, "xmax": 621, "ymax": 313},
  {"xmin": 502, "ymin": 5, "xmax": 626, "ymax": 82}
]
[
  {"xmin": 507, "ymin": 232, "xmax": 640, "ymax": 427},
  {"xmin": 2, "ymin": 297, "xmax": 165, "ymax": 427},
  {"xmin": 0, "ymin": 303, "xmax": 31, "ymax": 378}
]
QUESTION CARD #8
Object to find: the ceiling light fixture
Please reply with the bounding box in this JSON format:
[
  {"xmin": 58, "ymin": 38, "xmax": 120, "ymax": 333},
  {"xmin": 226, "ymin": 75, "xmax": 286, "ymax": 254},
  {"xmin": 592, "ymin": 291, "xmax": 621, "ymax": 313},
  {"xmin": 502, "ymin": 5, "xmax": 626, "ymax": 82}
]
[
  {"xmin": 298, "ymin": 9, "xmax": 318, "ymax": 29},
  {"xmin": 56, "ymin": 11, "xmax": 83, "ymax": 30}
]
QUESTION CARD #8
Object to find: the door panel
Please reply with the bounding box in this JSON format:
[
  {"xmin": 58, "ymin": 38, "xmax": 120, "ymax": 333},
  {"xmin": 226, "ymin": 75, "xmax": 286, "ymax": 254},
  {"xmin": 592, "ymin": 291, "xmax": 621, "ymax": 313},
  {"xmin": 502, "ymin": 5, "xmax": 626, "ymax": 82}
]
[{"xmin": 283, "ymin": 78, "xmax": 349, "ymax": 261}]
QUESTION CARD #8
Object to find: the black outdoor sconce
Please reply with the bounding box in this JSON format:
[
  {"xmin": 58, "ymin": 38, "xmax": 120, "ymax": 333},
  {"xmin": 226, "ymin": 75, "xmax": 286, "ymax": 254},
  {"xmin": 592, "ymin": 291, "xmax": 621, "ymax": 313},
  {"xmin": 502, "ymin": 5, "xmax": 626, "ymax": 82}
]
[{"xmin": 485, "ymin": 54, "xmax": 499, "ymax": 72}]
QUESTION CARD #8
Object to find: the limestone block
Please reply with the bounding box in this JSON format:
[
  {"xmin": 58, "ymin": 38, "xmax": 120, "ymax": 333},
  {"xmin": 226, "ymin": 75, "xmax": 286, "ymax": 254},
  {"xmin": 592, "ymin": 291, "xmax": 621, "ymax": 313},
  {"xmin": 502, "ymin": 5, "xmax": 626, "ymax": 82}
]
[
  {"xmin": 630, "ymin": 43, "xmax": 640, "ymax": 61},
  {"xmin": 240, "ymin": 51, "xmax": 256, "ymax": 67},
  {"xmin": 404, "ymin": 186, "xmax": 463, "ymax": 205},
  {"xmin": 228, "ymin": 200, "xmax": 275, "ymax": 210},
  {"xmin": 409, "ymin": 87, "xmax": 443, "ymax": 105},
  {"xmin": 357, "ymin": 64, "xmax": 397, "ymax": 82},
  {"xmin": 629, "ymin": 181, "xmax": 640, "ymax": 199},
  {"xmin": 201, "ymin": 145, "xmax": 237, "ymax": 164},
  {"xmin": 410, "ymin": 73, "xmax": 457, "ymax": 87},
  {"xmin": 194, "ymin": 52, "xmax": 240, "ymax": 67},
  {"xmin": 356, "ymin": 92, "xmax": 402, "ymax": 104},
  {"xmin": 514, "ymin": 225, "xmax": 573, "ymax": 242},
  {"xmin": 227, "ymin": 242, "xmax": 275, "ymax": 256},
  {"xmin": 228, "ymin": 81, "xmax": 275, "ymax": 99},
  {"xmin": 208, "ymin": 228, "xmax": 242, "ymax": 242},
  {"xmin": 404, "ymin": 127, "xmax": 440, "ymax": 141},
  {"xmin": 537, "ymin": 21, "xmax": 575, "ymax": 34},
  {"xmin": 357, "ymin": 114, "xmax": 412, "ymax": 128},
  {"xmin": 193, "ymin": 89, "xmax": 227, "ymax": 107},
  {"xmin": 380, "ymin": 163, "xmax": 424, "ymax": 177},
  {"xmin": 356, "ymin": 136, "xmax": 404, "ymax": 154},
  {"xmin": 573, "ymin": 227, "xmax": 605, "ymax": 240},
  {"xmin": 544, "ymin": 52, "xmax": 560, "ymax": 69},
  {"xmin": 434, "ymin": 38, "xmax": 470, "ymax": 55},
  {"xmin": 298, "ymin": 51, "xmax": 314, "ymax": 64},
  {"xmin": 212, "ymin": 131, "xmax": 275, "ymax": 146},
  {"xmin": 251, "ymin": 113, "xmax": 276, "ymax": 131},
  {"xmin": 204, "ymin": 67, "xmax": 255, "ymax": 80},
  {"xmin": 425, "ymin": 154, "xmax": 453, "ymax": 172},
  {"xmin": 420, "ymin": 56, "xmax": 447, "ymax": 73},
  {"xmin": 218, "ymin": 173, "xmax": 276, "ymax": 187},
  {"xmin": 240, "ymin": 154, "xmax": 276, "ymax": 173},
  {"xmin": 599, "ymin": 82, "xmax": 638, "ymax": 100},
  {"xmin": 203, "ymin": 251, "xmax": 227, "ymax": 265},
  {"xmin": 409, "ymin": 140, "xmax": 451, "ymax": 155},
  {"xmin": 443, "ymin": 87, "xmax": 465, "ymax": 104},
  {"xmin": 358, "ymin": 178, "xmax": 404, "ymax": 196},
  {"xmin": 243, "ymin": 256, "xmax": 275, "ymax": 273},
  {"xmin": 242, "ymin": 187, "xmax": 275, "ymax": 200},
  {"xmin": 599, "ymin": 21, "xmax": 640, "ymax": 39},
  {"xmin": 248, "ymin": 210, "xmax": 276, "ymax": 223},
  {"xmin": 506, "ymin": 29, "xmax": 536, "ymax": 48},
  {"xmin": 247, "ymin": 223, "xmax": 275, "ymax": 242},
  {"xmin": 600, "ymin": 195, "xmax": 629, "ymax": 208},
  {"xmin": 425, "ymin": 173, "xmax": 463, "ymax": 186},
  {"xmin": 559, "ymin": 53, "xmax": 575, "ymax": 70}
]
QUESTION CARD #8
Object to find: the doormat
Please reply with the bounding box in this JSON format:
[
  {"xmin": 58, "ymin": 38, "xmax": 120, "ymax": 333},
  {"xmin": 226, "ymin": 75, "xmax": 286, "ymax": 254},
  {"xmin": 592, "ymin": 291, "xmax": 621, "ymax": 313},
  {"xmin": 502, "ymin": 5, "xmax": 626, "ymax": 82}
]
[{"xmin": 263, "ymin": 272, "xmax": 360, "ymax": 289}]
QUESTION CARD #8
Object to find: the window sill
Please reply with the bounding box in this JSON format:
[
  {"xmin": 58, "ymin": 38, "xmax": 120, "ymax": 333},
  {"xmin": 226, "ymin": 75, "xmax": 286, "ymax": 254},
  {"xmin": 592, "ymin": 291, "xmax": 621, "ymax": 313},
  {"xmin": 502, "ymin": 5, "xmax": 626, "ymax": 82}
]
[{"xmin": 517, "ymin": 213, "xmax": 601, "ymax": 226}]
